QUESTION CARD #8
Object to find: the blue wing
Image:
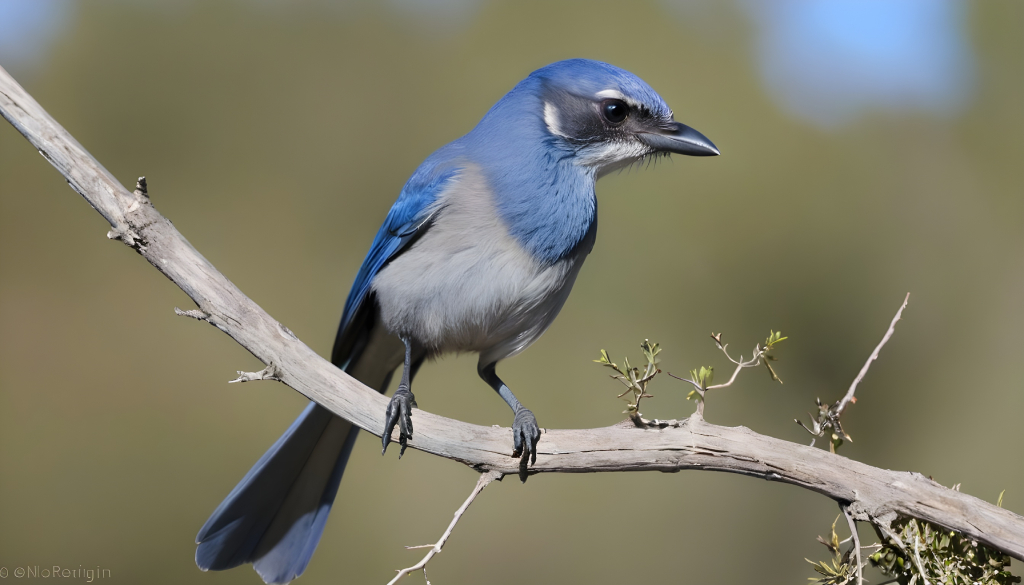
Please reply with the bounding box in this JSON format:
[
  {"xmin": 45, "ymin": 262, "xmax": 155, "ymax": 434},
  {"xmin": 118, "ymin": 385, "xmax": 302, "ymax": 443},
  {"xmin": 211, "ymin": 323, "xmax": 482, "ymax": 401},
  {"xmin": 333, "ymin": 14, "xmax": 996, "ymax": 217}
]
[{"xmin": 330, "ymin": 159, "xmax": 461, "ymax": 367}]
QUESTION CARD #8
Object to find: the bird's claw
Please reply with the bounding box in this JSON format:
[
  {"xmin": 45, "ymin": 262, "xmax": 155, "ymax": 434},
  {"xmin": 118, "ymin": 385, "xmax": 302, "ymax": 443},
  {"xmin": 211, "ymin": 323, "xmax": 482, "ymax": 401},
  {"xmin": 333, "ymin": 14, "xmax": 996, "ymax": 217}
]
[
  {"xmin": 511, "ymin": 408, "xmax": 540, "ymax": 469},
  {"xmin": 382, "ymin": 385, "xmax": 416, "ymax": 458}
]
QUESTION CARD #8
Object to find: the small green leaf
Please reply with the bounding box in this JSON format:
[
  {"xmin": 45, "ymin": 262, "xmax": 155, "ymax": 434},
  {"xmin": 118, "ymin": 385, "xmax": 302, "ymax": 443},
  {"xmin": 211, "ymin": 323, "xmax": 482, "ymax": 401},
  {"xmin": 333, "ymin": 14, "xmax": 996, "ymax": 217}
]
[{"xmin": 764, "ymin": 331, "xmax": 788, "ymax": 358}]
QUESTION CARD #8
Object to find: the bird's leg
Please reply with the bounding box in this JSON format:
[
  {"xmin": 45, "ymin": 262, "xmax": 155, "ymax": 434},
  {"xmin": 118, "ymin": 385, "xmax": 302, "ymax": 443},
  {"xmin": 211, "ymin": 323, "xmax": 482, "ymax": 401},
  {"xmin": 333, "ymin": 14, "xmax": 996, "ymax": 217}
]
[
  {"xmin": 383, "ymin": 336, "xmax": 417, "ymax": 458},
  {"xmin": 479, "ymin": 364, "xmax": 541, "ymax": 467}
]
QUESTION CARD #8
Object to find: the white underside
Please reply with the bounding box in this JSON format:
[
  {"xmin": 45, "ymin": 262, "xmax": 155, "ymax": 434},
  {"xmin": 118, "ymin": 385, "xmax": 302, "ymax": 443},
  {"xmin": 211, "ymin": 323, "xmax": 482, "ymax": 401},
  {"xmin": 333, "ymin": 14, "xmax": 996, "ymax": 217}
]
[{"xmin": 371, "ymin": 165, "xmax": 591, "ymax": 367}]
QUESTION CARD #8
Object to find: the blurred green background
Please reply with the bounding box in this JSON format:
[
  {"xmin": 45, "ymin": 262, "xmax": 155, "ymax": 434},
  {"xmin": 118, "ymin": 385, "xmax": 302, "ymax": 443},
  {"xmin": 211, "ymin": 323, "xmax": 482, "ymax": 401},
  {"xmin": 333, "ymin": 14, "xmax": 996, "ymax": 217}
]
[{"xmin": 1, "ymin": 1, "xmax": 1021, "ymax": 583}]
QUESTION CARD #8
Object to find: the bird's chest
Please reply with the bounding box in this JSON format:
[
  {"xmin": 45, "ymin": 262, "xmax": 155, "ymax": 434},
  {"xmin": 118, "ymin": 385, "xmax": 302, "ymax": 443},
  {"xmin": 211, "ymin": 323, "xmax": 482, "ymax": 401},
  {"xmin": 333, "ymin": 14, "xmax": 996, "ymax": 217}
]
[{"xmin": 371, "ymin": 167, "xmax": 591, "ymax": 353}]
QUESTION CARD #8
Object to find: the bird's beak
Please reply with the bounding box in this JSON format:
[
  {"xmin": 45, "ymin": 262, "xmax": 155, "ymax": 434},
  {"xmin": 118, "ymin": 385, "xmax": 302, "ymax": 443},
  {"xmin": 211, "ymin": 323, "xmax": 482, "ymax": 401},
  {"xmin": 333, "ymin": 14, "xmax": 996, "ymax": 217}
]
[{"xmin": 639, "ymin": 122, "xmax": 720, "ymax": 156}]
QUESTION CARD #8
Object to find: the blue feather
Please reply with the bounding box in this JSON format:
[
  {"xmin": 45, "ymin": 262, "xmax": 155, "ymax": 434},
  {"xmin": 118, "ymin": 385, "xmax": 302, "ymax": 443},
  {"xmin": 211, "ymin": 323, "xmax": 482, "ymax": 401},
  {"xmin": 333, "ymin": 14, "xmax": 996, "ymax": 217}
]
[{"xmin": 337, "ymin": 151, "xmax": 462, "ymax": 340}]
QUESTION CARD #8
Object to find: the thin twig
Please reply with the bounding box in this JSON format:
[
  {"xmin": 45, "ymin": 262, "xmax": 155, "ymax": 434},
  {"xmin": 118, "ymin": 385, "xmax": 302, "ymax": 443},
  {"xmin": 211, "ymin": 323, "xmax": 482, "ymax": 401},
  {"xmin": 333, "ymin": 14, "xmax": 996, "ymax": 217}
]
[
  {"xmin": 705, "ymin": 365, "xmax": 743, "ymax": 389},
  {"xmin": 667, "ymin": 337, "xmax": 773, "ymax": 419},
  {"xmin": 842, "ymin": 504, "xmax": 864, "ymax": 585},
  {"xmin": 666, "ymin": 373, "xmax": 703, "ymax": 392},
  {"xmin": 707, "ymin": 338, "xmax": 767, "ymax": 390},
  {"xmin": 796, "ymin": 294, "xmax": 910, "ymax": 450},
  {"xmin": 387, "ymin": 471, "xmax": 503, "ymax": 585},
  {"xmin": 835, "ymin": 293, "xmax": 910, "ymax": 416}
]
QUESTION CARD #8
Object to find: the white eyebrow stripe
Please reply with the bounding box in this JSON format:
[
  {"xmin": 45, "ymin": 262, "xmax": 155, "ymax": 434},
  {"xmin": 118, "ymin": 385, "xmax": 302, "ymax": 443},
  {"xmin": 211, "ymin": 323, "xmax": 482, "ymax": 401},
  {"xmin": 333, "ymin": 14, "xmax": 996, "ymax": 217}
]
[
  {"xmin": 595, "ymin": 89, "xmax": 625, "ymax": 100},
  {"xmin": 595, "ymin": 88, "xmax": 644, "ymax": 110}
]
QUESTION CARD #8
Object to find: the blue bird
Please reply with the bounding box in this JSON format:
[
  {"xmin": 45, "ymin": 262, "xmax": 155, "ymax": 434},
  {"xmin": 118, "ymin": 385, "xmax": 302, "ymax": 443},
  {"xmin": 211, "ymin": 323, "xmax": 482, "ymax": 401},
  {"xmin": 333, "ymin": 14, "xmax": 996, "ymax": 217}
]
[{"xmin": 194, "ymin": 59, "xmax": 718, "ymax": 583}]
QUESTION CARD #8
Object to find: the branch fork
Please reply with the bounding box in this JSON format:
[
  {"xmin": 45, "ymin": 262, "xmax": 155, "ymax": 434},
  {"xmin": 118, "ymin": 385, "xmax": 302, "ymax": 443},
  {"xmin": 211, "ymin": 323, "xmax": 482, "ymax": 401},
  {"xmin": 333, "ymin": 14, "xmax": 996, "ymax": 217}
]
[
  {"xmin": 797, "ymin": 293, "xmax": 911, "ymax": 452},
  {"xmin": 387, "ymin": 471, "xmax": 503, "ymax": 585},
  {"xmin": 667, "ymin": 330, "xmax": 786, "ymax": 419}
]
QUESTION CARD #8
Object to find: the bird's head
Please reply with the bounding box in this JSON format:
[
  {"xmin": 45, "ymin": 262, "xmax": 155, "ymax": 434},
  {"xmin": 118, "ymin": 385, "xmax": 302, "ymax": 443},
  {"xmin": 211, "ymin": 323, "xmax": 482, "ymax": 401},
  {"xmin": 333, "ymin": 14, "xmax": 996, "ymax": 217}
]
[{"xmin": 519, "ymin": 59, "xmax": 719, "ymax": 176}]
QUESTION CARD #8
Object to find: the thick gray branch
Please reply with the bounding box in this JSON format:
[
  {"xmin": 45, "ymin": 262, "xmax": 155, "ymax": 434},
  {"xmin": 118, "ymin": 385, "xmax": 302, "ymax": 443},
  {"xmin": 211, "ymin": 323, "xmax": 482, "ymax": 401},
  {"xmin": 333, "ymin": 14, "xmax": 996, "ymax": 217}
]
[{"xmin": 3, "ymin": 65, "xmax": 1022, "ymax": 560}]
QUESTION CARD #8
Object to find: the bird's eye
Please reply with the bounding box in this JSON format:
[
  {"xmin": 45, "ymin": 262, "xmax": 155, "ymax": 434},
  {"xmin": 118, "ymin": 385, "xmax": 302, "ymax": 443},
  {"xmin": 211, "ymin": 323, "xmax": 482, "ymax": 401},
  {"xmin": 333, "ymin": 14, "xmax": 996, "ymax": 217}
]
[{"xmin": 601, "ymin": 99, "xmax": 629, "ymax": 124}]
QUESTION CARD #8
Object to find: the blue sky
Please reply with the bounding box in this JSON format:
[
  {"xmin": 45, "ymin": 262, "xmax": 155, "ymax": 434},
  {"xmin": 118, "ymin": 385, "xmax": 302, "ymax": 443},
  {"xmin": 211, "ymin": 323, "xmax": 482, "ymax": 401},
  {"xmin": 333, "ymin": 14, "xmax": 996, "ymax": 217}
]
[
  {"xmin": 738, "ymin": 0, "xmax": 975, "ymax": 127},
  {"xmin": 0, "ymin": 0, "xmax": 74, "ymax": 72}
]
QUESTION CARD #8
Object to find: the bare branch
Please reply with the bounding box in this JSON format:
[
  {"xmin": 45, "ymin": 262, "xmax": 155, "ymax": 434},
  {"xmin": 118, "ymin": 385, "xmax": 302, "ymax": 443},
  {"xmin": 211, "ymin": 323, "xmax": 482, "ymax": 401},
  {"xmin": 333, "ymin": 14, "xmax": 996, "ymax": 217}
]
[
  {"xmin": 387, "ymin": 471, "xmax": 502, "ymax": 585},
  {"xmin": 3, "ymin": 65, "xmax": 1023, "ymax": 563},
  {"xmin": 836, "ymin": 293, "xmax": 910, "ymax": 416}
]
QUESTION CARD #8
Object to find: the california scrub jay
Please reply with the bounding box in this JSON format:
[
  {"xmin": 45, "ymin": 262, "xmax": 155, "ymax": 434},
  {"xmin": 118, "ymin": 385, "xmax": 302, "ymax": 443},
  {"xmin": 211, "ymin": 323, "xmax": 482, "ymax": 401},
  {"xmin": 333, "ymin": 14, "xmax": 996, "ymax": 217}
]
[{"xmin": 195, "ymin": 59, "xmax": 718, "ymax": 583}]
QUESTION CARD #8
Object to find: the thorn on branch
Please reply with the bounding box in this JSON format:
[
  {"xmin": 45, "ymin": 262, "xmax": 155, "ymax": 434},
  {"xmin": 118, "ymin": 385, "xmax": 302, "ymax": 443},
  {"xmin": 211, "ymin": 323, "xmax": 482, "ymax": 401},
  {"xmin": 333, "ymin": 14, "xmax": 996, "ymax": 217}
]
[
  {"xmin": 229, "ymin": 364, "xmax": 281, "ymax": 384},
  {"xmin": 135, "ymin": 176, "xmax": 148, "ymax": 197},
  {"xmin": 174, "ymin": 306, "xmax": 210, "ymax": 321},
  {"xmin": 123, "ymin": 176, "xmax": 152, "ymax": 215}
]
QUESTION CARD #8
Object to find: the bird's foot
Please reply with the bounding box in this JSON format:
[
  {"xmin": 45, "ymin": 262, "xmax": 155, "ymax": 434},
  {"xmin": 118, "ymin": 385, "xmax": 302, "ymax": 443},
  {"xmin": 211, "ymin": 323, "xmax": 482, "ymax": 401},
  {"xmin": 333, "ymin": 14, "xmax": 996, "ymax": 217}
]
[
  {"xmin": 511, "ymin": 408, "xmax": 540, "ymax": 469},
  {"xmin": 383, "ymin": 385, "xmax": 416, "ymax": 458}
]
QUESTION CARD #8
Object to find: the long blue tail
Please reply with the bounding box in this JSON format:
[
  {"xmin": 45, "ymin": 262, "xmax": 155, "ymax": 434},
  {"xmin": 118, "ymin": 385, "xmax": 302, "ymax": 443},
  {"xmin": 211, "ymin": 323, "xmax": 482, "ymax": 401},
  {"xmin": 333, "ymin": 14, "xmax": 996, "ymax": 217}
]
[
  {"xmin": 196, "ymin": 311, "xmax": 403, "ymax": 584},
  {"xmin": 195, "ymin": 403, "xmax": 357, "ymax": 583}
]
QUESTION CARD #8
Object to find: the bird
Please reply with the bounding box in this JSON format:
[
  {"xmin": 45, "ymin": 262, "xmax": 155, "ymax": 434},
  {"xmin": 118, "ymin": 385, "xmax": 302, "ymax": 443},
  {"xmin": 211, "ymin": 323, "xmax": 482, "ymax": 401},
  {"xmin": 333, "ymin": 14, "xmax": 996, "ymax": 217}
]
[{"xmin": 194, "ymin": 58, "xmax": 719, "ymax": 584}]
